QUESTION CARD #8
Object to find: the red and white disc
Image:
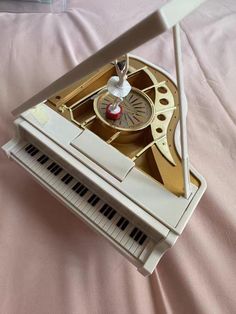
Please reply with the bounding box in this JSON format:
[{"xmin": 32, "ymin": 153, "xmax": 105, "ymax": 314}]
[{"xmin": 106, "ymin": 104, "xmax": 123, "ymax": 120}]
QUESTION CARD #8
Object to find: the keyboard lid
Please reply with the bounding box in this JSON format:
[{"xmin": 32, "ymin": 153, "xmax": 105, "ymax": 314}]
[{"xmin": 71, "ymin": 129, "xmax": 135, "ymax": 181}]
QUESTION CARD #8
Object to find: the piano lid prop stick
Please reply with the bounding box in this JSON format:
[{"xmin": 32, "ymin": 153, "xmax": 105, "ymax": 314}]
[
  {"xmin": 173, "ymin": 23, "xmax": 191, "ymax": 199},
  {"xmin": 12, "ymin": 0, "xmax": 206, "ymax": 116}
]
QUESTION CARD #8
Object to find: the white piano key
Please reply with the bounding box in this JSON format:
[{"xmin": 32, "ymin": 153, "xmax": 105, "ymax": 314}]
[
  {"xmin": 32, "ymin": 161, "xmax": 47, "ymax": 176},
  {"xmin": 23, "ymin": 152, "xmax": 45, "ymax": 175},
  {"xmin": 69, "ymin": 192, "xmax": 83, "ymax": 207},
  {"xmin": 139, "ymin": 240, "xmax": 155, "ymax": 262},
  {"xmin": 119, "ymin": 224, "xmax": 134, "ymax": 246},
  {"xmin": 97, "ymin": 214, "xmax": 112, "ymax": 229},
  {"xmin": 14, "ymin": 148, "xmax": 26, "ymax": 161},
  {"xmin": 33, "ymin": 164, "xmax": 53, "ymax": 186},
  {"xmin": 95, "ymin": 211, "xmax": 118, "ymax": 234},
  {"xmin": 21, "ymin": 149, "xmax": 53, "ymax": 183},
  {"xmin": 68, "ymin": 186, "xmax": 83, "ymax": 205},
  {"xmin": 115, "ymin": 229, "xmax": 127, "ymax": 243},
  {"xmin": 106, "ymin": 215, "xmax": 121, "ymax": 235},
  {"xmin": 53, "ymin": 170, "xmax": 68, "ymax": 186},
  {"xmin": 37, "ymin": 160, "xmax": 54, "ymax": 181},
  {"xmin": 113, "ymin": 218, "xmax": 131, "ymax": 243},
  {"xmin": 102, "ymin": 211, "xmax": 118, "ymax": 232},
  {"xmin": 65, "ymin": 183, "xmax": 80, "ymax": 202},
  {"xmin": 45, "ymin": 165, "xmax": 63, "ymax": 183},
  {"xmin": 74, "ymin": 190, "xmax": 93, "ymax": 211},
  {"xmin": 17, "ymin": 147, "xmax": 39, "ymax": 167},
  {"xmin": 93, "ymin": 209, "xmax": 107, "ymax": 225},
  {"xmin": 33, "ymin": 156, "xmax": 51, "ymax": 174},
  {"xmin": 35, "ymin": 159, "xmax": 56, "ymax": 181},
  {"xmin": 124, "ymin": 237, "xmax": 136, "ymax": 252},
  {"xmin": 62, "ymin": 178, "xmax": 77, "ymax": 197},
  {"xmin": 96, "ymin": 207, "xmax": 114, "ymax": 229},
  {"xmin": 67, "ymin": 192, "xmax": 80, "ymax": 206},
  {"xmin": 86, "ymin": 200, "xmax": 104, "ymax": 218},
  {"xmin": 96, "ymin": 204, "xmax": 115, "ymax": 228},
  {"xmin": 43, "ymin": 167, "xmax": 59, "ymax": 183},
  {"xmin": 50, "ymin": 173, "xmax": 69, "ymax": 193},
  {"xmin": 88, "ymin": 204, "xmax": 106, "ymax": 224},
  {"xmin": 110, "ymin": 222, "xmax": 124, "ymax": 240},
  {"xmin": 123, "ymin": 229, "xmax": 137, "ymax": 251},
  {"xmin": 53, "ymin": 170, "xmax": 68, "ymax": 191},
  {"xmin": 129, "ymin": 239, "xmax": 141, "ymax": 256},
  {"xmin": 81, "ymin": 195, "xmax": 99, "ymax": 215},
  {"xmin": 79, "ymin": 197, "xmax": 96, "ymax": 215},
  {"xmin": 17, "ymin": 151, "xmax": 33, "ymax": 168},
  {"xmin": 133, "ymin": 236, "xmax": 149, "ymax": 257}
]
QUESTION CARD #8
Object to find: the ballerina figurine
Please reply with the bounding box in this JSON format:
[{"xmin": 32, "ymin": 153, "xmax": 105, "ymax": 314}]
[{"xmin": 106, "ymin": 55, "xmax": 131, "ymax": 120}]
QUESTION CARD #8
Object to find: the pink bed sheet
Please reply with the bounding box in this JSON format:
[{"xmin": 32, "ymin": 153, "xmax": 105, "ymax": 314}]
[{"xmin": 0, "ymin": 1, "xmax": 236, "ymax": 313}]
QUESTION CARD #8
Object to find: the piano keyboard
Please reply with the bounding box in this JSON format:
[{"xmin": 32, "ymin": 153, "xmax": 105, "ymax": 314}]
[{"xmin": 12, "ymin": 143, "xmax": 155, "ymax": 262}]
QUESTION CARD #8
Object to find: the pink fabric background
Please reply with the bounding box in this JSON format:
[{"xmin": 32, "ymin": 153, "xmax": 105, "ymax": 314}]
[{"xmin": 0, "ymin": 1, "xmax": 236, "ymax": 313}]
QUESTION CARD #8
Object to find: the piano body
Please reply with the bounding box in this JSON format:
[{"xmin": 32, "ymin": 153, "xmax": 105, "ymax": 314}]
[{"xmin": 2, "ymin": 0, "xmax": 207, "ymax": 276}]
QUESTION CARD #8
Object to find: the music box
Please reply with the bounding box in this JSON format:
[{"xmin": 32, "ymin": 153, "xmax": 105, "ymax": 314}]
[{"xmin": 2, "ymin": 0, "xmax": 207, "ymax": 275}]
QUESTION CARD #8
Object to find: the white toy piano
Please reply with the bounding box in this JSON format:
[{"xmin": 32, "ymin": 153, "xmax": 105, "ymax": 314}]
[{"xmin": 2, "ymin": 0, "xmax": 207, "ymax": 276}]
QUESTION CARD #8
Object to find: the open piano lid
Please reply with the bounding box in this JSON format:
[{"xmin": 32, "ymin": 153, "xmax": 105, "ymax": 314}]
[{"xmin": 12, "ymin": 0, "xmax": 206, "ymax": 116}]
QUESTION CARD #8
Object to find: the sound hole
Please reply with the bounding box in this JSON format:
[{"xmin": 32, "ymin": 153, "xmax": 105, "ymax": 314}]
[
  {"xmin": 158, "ymin": 86, "xmax": 167, "ymax": 94},
  {"xmin": 157, "ymin": 114, "xmax": 166, "ymax": 121},
  {"xmin": 159, "ymin": 98, "xmax": 169, "ymax": 105}
]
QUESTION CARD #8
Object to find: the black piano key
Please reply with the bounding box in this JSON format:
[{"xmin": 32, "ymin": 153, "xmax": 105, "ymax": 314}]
[
  {"xmin": 61, "ymin": 174, "xmax": 69, "ymax": 182},
  {"xmin": 88, "ymin": 194, "xmax": 96, "ymax": 204},
  {"xmin": 27, "ymin": 146, "xmax": 35, "ymax": 154},
  {"xmin": 54, "ymin": 167, "xmax": 62, "ymax": 176},
  {"xmin": 53, "ymin": 166, "xmax": 61, "ymax": 173},
  {"xmin": 117, "ymin": 217, "xmax": 125, "ymax": 228},
  {"xmin": 47, "ymin": 162, "xmax": 56, "ymax": 170},
  {"xmin": 139, "ymin": 234, "xmax": 147, "ymax": 245},
  {"xmin": 121, "ymin": 219, "xmax": 129, "ymax": 231},
  {"xmin": 80, "ymin": 187, "xmax": 88, "ymax": 197},
  {"xmin": 31, "ymin": 148, "xmax": 39, "ymax": 156},
  {"xmin": 107, "ymin": 209, "xmax": 116, "ymax": 220},
  {"xmin": 99, "ymin": 204, "xmax": 108, "ymax": 213},
  {"xmin": 50, "ymin": 164, "xmax": 59, "ymax": 173},
  {"xmin": 40, "ymin": 156, "xmax": 49, "ymax": 164},
  {"xmin": 91, "ymin": 197, "xmax": 100, "ymax": 206},
  {"xmin": 27, "ymin": 145, "xmax": 35, "ymax": 154},
  {"xmin": 104, "ymin": 207, "xmax": 112, "ymax": 217},
  {"xmin": 64, "ymin": 175, "xmax": 73, "ymax": 184},
  {"xmin": 134, "ymin": 230, "xmax": 143, "ymax": 242},
  {"xmin": 37, "ymin": 154, "xmax": 45, "ymax": 162},
  {"xmin": 72, "ymin": 182, "xmax": 81, "ymax": 191},
  {"xmin": 76, "ymin": 184, "xmax": 85, "ymax": 194},
  {"xmin": 25, "ymin": 144, "xmax": 33, "ymax": 151},
  {"xmin": 130, "ymin": 227, "xmax": 138, "ymax": 238}
]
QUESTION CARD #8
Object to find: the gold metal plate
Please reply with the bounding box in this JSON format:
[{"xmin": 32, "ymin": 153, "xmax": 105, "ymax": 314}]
[{"xmin": 93, "ymin": 87, "xmax": 155, "ymax": 132}]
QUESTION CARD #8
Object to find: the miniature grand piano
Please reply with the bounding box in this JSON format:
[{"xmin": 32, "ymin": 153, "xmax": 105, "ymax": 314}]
[{"xmin": 2, "ymin": 0, "xmax": 207, "ymax": 276}]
